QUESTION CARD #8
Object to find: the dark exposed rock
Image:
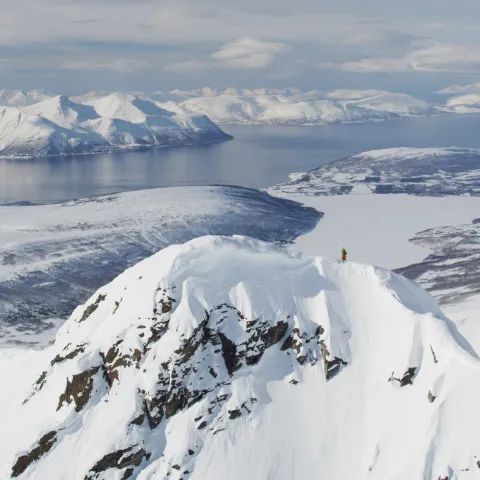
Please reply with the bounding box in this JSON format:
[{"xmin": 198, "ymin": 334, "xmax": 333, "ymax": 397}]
[
  {"xmin": 166, "ymin": 394, "xmax": 188, "ymax": 418},
  {"xmin": 85, "ymin": 445, "xmax": 150, "ymax": 479},
  {"xmin": 197, "ymin": 421, "xmax": 208, "ymax": 430},
  {"xmin": 121, "ymin": 468, "xmax": 134, "ymax": 480},
  {"xmin": 218, "ymin": 332, "xmax": 240, "ymax": 376},
  {"xmin": 172, "ymin": 464, "xmax": 181, "ymax": 470},
  {"xmin": 389, "ymin": 367, "xmax": 417, "ymax": 387},
  {"xmin": 11, "ymin": 431, "xmax": 57, "ymax": 477},
  {"xmin": 289, "ymin": 379, "xmax": 299, "ymax": 385},
  {"xmin": 51, "ymin": 343, "xmax": 87, "ymax": 366},
  {"xmin": 113, "ymin": 299, "xmax": 122, "ymax": 314},
  {"xmin": 400, "ymin": 367, "xmax": 417, "ymax": 386},
  {"xmin": 24, "ymin": 370, "xmax": 48, "ymax": 403},
  {"xmin": 245, "ymin": 353, "xmax": 263, "ymax": 365},
  {"xmin": 261, "ymin": 321, "xmax": 288, "ymax": 348},
  {"xmin": 144, "ymin": 397, "xmax": 165, "ymax": 429},
  {"xmin": 324, "ymin": 358, "xmax": 347, "ymax": 381},
  {"xmin": 79, "ymin": 294, "xmax": 106, "ymax": 323},
  {"xmin": 57, "ymin": 366, "xmax": 100, "ymax": 412},
  {"xmin": 159, "ymin": 295, "xmax": 175, "ymax": 314},
  {"xmin": 320, "ymin": 340, "xmax": 347, "ymax": 381},
  {"xmin": 188, "ymin": 449, "xmax": 194, "ymax": 455},
  {"xmin": 431, "ymin": 345, "xmax": 438, "ymax": 364},
  {"xmin": 428, "ymin": 391, "xmax": 436, "ymax": 403},
  {"xmin": 100, "ymin": 340, "xmax": 142, "ymax": 385},
  {"xmin": 130, "ymin": 413, "xmax": 145, "ymax": 426},
  {"xmin": 209, "ymin": 367, "xmax": 218, "ymax": 378},
  {"xmin": 228, "ymin": 409, "xmax": 242, "ymax": 419}
]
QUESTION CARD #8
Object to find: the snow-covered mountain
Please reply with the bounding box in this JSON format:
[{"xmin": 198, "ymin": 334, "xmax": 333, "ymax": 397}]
[
  {"xmin": 270, "ymin": 147, "xmax": 480, "ymax": 196},
  {"xmin": 175, "ymin": 91, "xmax": 436, "ymax": 125},
  {"xmin": 0, "ymin": 89, "xmax": 52, "ymax": 107},
  {"xmin": 0, "ymin": 94, "xmax": 231, "ymax": 158},
  {"xmin": 440, "ymin": 94, "xmax": 480, "ymax": 113},
  {"xmin": 1, "ymin": 235, "xmax": 479, "ymax": 480},
  {"xmin": 0, "ymin": 186, "xmax": 320, "ymax": 346}
]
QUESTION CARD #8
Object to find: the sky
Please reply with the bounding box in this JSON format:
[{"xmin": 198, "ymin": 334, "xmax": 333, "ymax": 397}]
[{"xmin": 2, "ymin": 0, "xmax": 480, "ymax": 96}]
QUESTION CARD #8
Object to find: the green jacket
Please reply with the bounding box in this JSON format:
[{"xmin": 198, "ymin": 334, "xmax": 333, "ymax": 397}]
[{"xmin": 342, "ymin": 249, "xmax": 347, "ymax": 255}]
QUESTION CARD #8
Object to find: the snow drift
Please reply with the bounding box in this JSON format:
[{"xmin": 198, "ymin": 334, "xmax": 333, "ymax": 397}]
[
  {"xmin": 0, "ymin": 93, "xmax": 231, "ymax": 158},
  {"xmin": 1, "ymin": 235, "xmax": 479, "ymax": 480}
]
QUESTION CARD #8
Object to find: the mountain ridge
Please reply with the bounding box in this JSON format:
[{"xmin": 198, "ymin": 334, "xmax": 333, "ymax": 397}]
[{"xmin": 1, "ymin": 236, "xmax": 480, "ymax": 480}]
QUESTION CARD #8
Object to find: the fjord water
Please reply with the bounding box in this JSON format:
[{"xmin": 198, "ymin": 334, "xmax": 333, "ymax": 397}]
[{"xmin": 2, "ymin": 114, "xmax": 480, "ymax": 203}]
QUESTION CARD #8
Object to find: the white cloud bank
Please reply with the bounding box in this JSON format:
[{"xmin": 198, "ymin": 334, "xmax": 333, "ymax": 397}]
[
  {"xmin": 436, "ymin": 82, "xmax": 480, "ymax": 95},
  {"xmin": 166, "ymin": 37, "xmax": 287, "ymax": 74},
  {"xmin": 330, "ymin": 44, "xmax": 480, "ymax": 74},
  {"xmin": 61, "ymin": 58, "xmax": 152, "ymax": 73}
]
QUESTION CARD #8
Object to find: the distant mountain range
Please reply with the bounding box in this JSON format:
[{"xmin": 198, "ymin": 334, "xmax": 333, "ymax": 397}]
[{"xmin": 1, "ymin": 87, "xmax": 480, "ymax": 157}]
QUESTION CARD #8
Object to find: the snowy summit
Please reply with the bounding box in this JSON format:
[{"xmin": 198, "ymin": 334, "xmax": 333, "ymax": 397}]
[{"xmin": 1, "ymin": 236, "xmax": 480, "ymax": 480}]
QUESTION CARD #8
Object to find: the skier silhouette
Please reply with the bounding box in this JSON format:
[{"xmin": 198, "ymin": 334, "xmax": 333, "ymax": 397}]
[{"xmin": 341, "ymin": 248, "xmax": 347, "ymax": 262}]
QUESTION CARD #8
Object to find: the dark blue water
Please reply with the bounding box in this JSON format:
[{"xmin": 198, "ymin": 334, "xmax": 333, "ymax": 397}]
[{"xmin": 2, "ymin": 114, "xmax": 480, "ymax": 203}]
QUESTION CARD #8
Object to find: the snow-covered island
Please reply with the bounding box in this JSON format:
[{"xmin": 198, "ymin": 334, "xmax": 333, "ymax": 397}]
[
  {"xmin": 0, "ymin": 93, "xmax": 231, "ymax": 158},
  {"xmin": 1, "ymin": 235, "xmax": 480, "ymax": 480},
  {"xmin": 270, "ymin": 147, "xmax": 480, "ymax": 196}
]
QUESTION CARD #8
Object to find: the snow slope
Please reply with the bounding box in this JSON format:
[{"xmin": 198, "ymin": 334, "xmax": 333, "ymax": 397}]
[
  {"xmin": 0, "ymin": 186, "xmax": 320, "ymax": 346},
  {"xmin": 1, "ymin": 235, "xmax": 479, "ymax": 480},
  {"xmin": 0, "ymin": 94, "xmax": 231, "ymax": 158},
  {"xmin": 270, "ymin": 147, "xmax": 480, "ymax": 196},
  {"xmin": 176, "ymin": 91, "xmax": 436, "ymax": 125}
]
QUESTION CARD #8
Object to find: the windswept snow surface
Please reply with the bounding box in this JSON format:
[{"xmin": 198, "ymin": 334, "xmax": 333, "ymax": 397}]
[
  {"xmin": 270, "ymin": 147, "xmax": 480, "ymax": 197},
  {"xmin": 176, "ymin": 91, "xmax": 436, "ymax": 125},
  {"xmin": 0, "ymin": 93, "xmax": 231, "ymax": 158},
  {"xmin": 0, "ymin": 186, "xmax": 321, "ymax": 346},
  {"xmin": 1, "ymin": 236, "xmax": 479, "ymax": 480}
]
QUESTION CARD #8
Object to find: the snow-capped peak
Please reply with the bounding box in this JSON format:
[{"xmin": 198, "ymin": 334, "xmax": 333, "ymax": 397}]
[
  {"xmin": 23, "ymin": 95, "xmax": 100, "ymax": 128},
  {"xmin": 2, "ymin": 236, "xmax": 480, "ymax": 480}
]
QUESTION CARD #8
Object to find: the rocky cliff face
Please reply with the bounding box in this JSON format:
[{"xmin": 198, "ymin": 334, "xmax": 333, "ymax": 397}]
[{"xmin": 1, "ymin": 236, "xmax": 480, "ymax": 480}]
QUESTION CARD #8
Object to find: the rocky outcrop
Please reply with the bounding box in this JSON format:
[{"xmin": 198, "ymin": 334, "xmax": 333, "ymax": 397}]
[
  {"xmin": 85, "ymin": 445, "xmax": 151, "ymax": 480},
  {"xmin": 57, "ymin": 366, "xmax": 101, "ymax": 412},
  {"xmin": 11, "ymin": 431, "xmax": 57, "ymax": 477}
]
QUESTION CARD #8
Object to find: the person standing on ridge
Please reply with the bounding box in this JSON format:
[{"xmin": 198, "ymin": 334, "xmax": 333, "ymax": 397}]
[{"xmin": 341, "ymin": 248, "xmax": 347, "ymax": 262}]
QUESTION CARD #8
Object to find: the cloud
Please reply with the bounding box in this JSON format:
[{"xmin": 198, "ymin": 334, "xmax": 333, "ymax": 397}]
[
  {"xmin": 165, "ymin": 37, "xmax": 287, "ymax": 74},
  {"xmin": 436, "ymin": 82, "xmax": 480, "ymax": 95},
  {"xmin": 332, "ymin": 44, "xmax": 480, "ymax": 74},
  {"xmin": 164, "ymin": 60, "xmax": 206, "ymax": 74},
  {"xmin": 210, "ymin": 37, "xmax": 287, "ymax": 69},
  {"xmin": 61, "ymin": 58, "xmax": 151, "ymax": 73}
]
